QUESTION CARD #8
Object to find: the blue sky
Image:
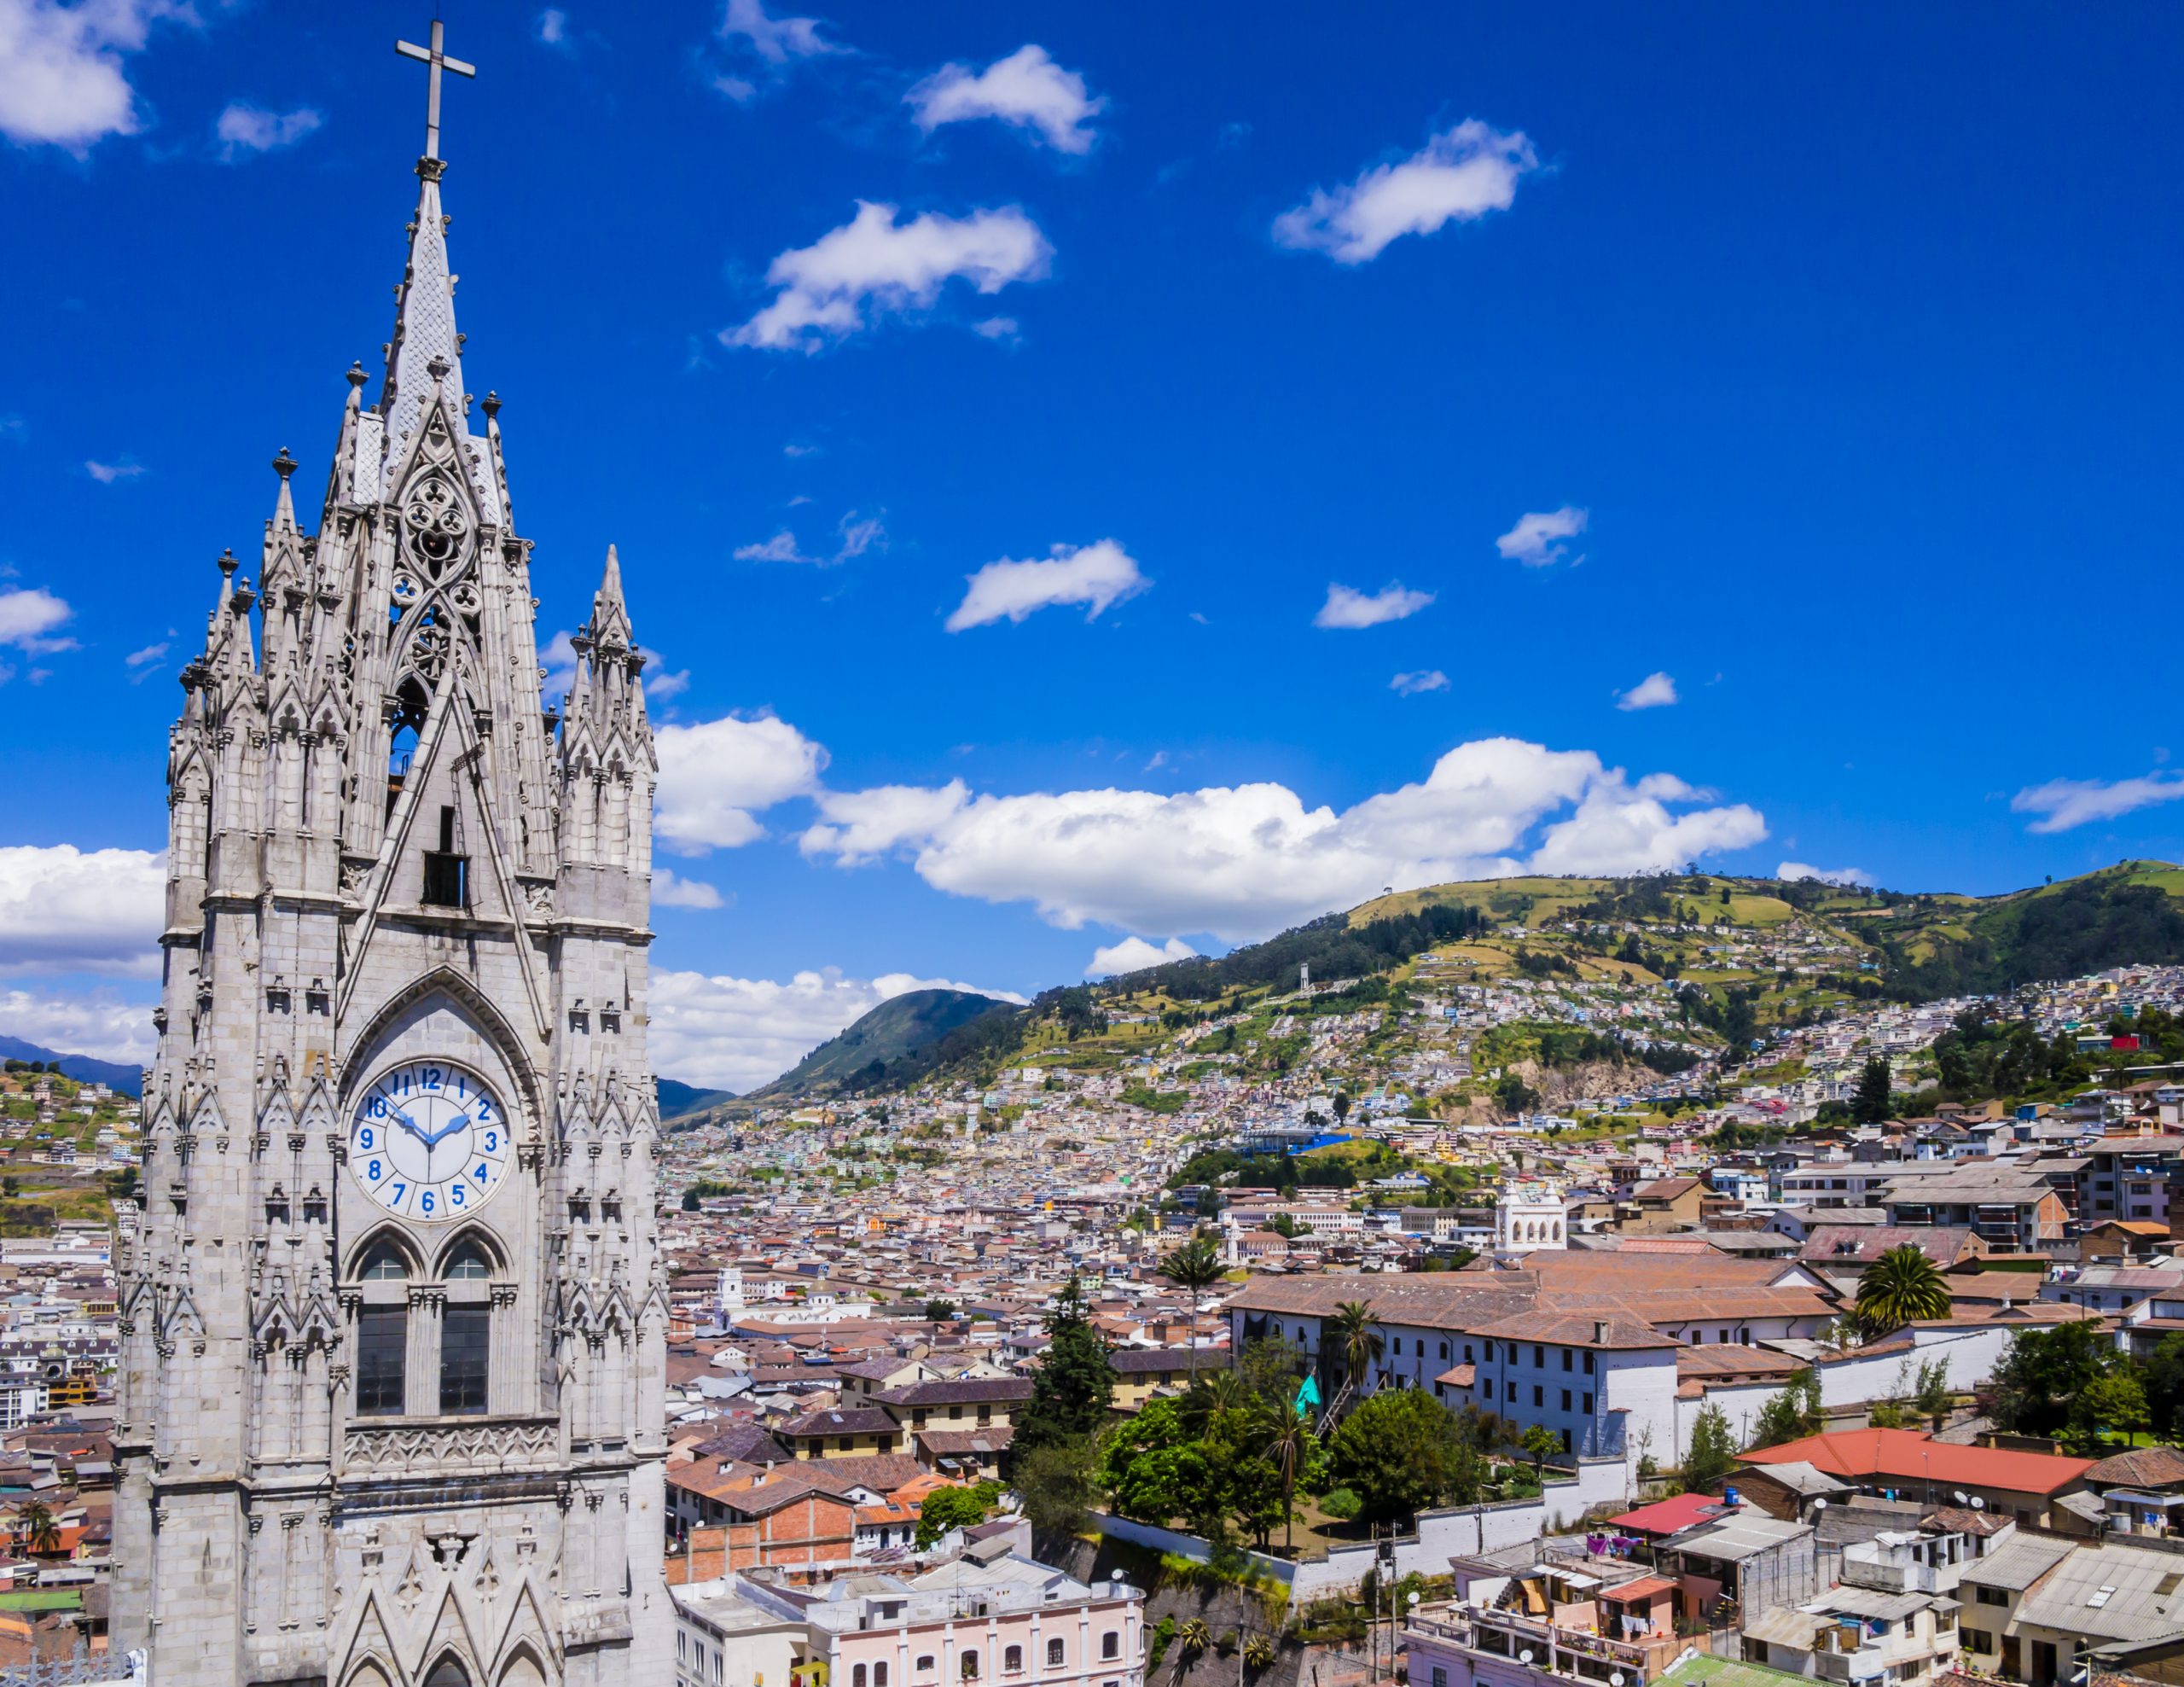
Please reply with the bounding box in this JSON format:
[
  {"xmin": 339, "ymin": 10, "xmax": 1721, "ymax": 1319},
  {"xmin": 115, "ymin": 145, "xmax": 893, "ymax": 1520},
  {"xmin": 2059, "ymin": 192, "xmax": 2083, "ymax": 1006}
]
[{"xmin": 2, "ymin": 2, "xmax": 2181, "ymax": 1087}]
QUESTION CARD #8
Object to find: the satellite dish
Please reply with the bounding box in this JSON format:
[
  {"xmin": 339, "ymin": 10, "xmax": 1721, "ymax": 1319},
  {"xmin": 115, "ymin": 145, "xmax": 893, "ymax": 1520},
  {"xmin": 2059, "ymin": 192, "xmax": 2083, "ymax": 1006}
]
[
  {"xmin": 1811, "ymin": 1499, "xmax": 1827, "ymax": 1512},
  {"xmin": 1612, "ymin": 1674, "xmax": 1626, "ymax": 1686},
  {"xmin": 1954, "ymin": 1491, "xmax": 1967, "ymax": 1504},
  {"xmin": 1971, "ymin": 1497, "xmax": 1986, "ymax": 1510},
  {"xmin": 1520, "ymin": 1652, "xmax": 1535, "ymax": 1666}
]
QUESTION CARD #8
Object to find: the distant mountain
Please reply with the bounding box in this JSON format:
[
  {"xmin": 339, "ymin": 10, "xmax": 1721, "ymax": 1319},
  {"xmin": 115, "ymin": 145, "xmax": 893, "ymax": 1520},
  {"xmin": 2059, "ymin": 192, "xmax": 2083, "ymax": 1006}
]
[
  {"xmin": 657, "ymin": 1077, "xmax": 735, "ymax": 1120},
  {"xmin": 749, "ymin": 988, "xmax": 1023, "ymax": 1102},
  {"xmin": 0, "ymin": 1036, "xmax": 142, "ymax": 1097}
]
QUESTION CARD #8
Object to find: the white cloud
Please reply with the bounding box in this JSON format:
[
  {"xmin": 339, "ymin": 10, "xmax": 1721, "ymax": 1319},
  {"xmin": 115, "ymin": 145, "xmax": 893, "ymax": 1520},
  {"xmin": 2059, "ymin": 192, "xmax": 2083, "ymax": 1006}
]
[
  {"xmin": 717, "ymin": 0, "xmax": 839, "ymax": 67},
  {"xmin": 537, "ymin": 9, "xmax": 567, "ymax": 46},
  {"xmin": 735, "ymin": 510, "xmax": 886, "ymax": 567},
  {"xmin": 84, "ymin": 457, "xmax": 142, "ymax": 484},
  {"xmin": 1496, "ymin": 506, "xmax": 1588, "ymax": 567},
  {"xmin": 1315, "ymin": 582, "xmax": 1433, "ymax": 630},
  {"xmin": 0, "ymin": 413, "xmax": 26, "ymax": 442},
  {"xmin": 971, "ymin": 316, "xmax": 1019, "ymax": 341},
  {"xmin": 908, "ymin": 44, "xmax": 1104, "ymax": 154},
  {"xmin": 645, "ymin": 666, "xmax": 691, "ymax": 702},
  {"xmin": 1615, "ymin": 671, "xmax": 1678, "ymax": 711},
  {"xmin": 1086, "ymin": 935, "xmax": 1196, "ymax": 979},
  {"xmin": 653, "ymin": 712, "xmax": 828, "ymax": 852},
  {"xmin": 649, "ymin": 965, "xmax": 1023, "ymax": 1093},
  {"xmin": 652, "ymin": 868, "xmax": 725, "ymax": 910},
  {"xmin": 2011, "ymin": 773, "xmax": 2184, "ymax": 835},
  {"xmin": 726, "ymin": 201, "xmax": 1051, "ymax": 352},
  {"xmin": 214, "ymin": 102, "xmax": 321, "ymax": 160},
  {"xmin": 800, "ymin": 736, "xmax": 1766, "ymax": 944},
  {"xmin": 734, "ymin": 530, "xmax": 813, "ymax": 565},
  {"xmin": 1779, "ymin": 862, "xmax": 1875, "ymax": 887},
  {"xmin": 0, "ymin": 0, "xmax": 187, "ymax": 151},
  {"xmin": 0, "ymin": 587, "xmax": 73, "ymax": 655},
  {"xmin": 0, "ymin": 843, "xmax": 165, "ymax": 976},
  {"xmin": 122, "ymin": 641, "xmax": 164, "ymax": 666},
  {"xmin": 1391, "ymin": 669, "xmax": 1449, "ymax": 696},
  {"xmin": 0, "ymin": 987, "xmax": 153, "ymax": 1064},
  {"xmin": 1273, "ymin": 118, "xmax": 1537, "ymax": 265},
  {"xmin": 946, "ymin": 538, "xmax": 1147, "ymax": 632}
]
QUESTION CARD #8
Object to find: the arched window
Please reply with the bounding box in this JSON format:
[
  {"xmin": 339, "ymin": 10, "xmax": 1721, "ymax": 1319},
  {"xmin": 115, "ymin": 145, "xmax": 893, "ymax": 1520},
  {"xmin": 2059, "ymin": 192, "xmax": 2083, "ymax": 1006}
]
[
  {"xmin": 875, "ymin": 1667, "xmax": 889, "ymax": 1687},
  {"xmin": 360, "ymin": 1245, "xmax": 408, "ymax": 1281},
  {"xmin": 856, "ymin": 1667, "xmax": 868, "ymax": 1687},
  {"xmin": 962, "ymin": 1655, "xmax": 980, "ymax": 1680},
  {"xmin": 444, "ymin": 1244, "xmax": 491, "ymax": 1280},
  {"xmin": 1047, "ymin": 1641, "xmax": 1065, "ymax": 1667},
  {"xmin": 423, "ymin": 1660, "xmax": 472, "ymax": 1687},
  {"xmin": 917, "ymin": 1660, "xmax": 936, "ymax": 1676},
  {"xmin": 1101, "ymin": 1633, "xmax": 1120, "ymax": 1661},
  {"xmin": 1004, "ymin": 1647, "xmax": 1023, "ymax": 1674}
]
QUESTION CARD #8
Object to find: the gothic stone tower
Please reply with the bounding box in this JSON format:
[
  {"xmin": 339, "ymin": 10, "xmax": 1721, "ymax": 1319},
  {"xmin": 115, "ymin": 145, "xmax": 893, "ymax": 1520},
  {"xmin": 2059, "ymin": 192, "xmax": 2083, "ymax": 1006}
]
[{"xmin": 113, "ymin": 44, "xmax": 672, "ymax": 1687}]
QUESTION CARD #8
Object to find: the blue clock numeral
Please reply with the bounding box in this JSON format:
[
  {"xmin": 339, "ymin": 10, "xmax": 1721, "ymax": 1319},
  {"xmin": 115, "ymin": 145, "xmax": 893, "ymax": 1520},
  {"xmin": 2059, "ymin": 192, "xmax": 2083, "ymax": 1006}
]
[
  {"xmin": 421, "ymin": 1066, "xmax": 443, "ymax": 1091},
  {"xmin": 476, "ymin": 1099, "xmax": 493, "ymax": 1123},
  {"xmin": 484, "ymin": 1130, "xmax": 497, "ymax": 1153},
  {"xmin": 473, "ymin": 1163, "xmax": 490, "ymax": 1184},
  {"xmin": 389, "ymin": 1181, "xmax": 407, "ymax": 1207},
  {"xmin": 420, "ymin": 1190, "xmax": 435, "ymax": 1214},
  {"xmin": 456, "ymin": 1072, "xmax": 467, "ymax": 1100},
  {"xmin": 367, "ymin": 1096, "xmax": 386, "ymax": 1118},
  {"xmin": 452, "ymin": 1184, "xmax": 467, "ymax": 1207},
  {"xmin": 367, "ymin": 1159, "xmax": 383, "ymax": 1182}
]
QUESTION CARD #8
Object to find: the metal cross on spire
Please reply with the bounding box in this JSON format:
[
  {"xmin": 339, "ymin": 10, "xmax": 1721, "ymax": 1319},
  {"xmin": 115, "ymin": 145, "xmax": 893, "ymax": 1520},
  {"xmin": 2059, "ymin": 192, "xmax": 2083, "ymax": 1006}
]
[{"xmin": 395, "ymin": 18, "xmax": 476, "ymax": 162}]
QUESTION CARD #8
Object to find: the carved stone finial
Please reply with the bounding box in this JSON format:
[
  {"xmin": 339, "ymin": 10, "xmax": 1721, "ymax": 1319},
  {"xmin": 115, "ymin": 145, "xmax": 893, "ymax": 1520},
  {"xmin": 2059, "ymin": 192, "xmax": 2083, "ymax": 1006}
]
[
  {"xmin": 218, "ymin": 548, "xmax": 239, "ymax": 579},
  {"xmin": 346, "ymin": 362, "xmax": 369, "ymax": 389},
  {"xmin": 481, "ymin": 391, "xmax": 501, "ymax": 419},
  {"xmin": 426, "ymin": 354, "xmax": 452, "ymax": 383},
  {"xmin": 272, "ymin": 447, "xmax": 297, "ymax": 480}
]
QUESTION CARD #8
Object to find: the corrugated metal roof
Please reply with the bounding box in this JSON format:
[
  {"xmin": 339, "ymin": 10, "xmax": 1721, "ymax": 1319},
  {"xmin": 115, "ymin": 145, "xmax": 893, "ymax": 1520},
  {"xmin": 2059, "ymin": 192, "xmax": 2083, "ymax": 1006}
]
[{"xmin": 2013, "ymin": 1539, "xmax": 2184, "ymax": 1645}]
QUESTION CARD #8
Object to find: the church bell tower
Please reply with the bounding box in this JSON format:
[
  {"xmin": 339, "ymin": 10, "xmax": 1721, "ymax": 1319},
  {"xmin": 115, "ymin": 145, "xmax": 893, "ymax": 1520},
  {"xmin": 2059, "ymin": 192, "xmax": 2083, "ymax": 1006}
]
[{"xmin": 113, "ymin": 23, "xmax": 672, "ymax": 1686}]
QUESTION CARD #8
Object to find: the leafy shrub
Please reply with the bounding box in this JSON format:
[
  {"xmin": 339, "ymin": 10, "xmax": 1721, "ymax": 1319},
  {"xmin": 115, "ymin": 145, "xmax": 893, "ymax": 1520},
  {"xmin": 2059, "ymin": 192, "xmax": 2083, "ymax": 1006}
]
[{"xmin": 1319, "ymin": 1487, "xmax": 1362, "ymax": 1521}]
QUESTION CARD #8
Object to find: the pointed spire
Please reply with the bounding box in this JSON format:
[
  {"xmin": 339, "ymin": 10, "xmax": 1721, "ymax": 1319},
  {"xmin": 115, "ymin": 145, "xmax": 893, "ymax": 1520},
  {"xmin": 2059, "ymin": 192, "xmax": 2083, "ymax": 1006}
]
[
  {"xmin": 378, "ymin": 160, "xmax": 468, "ymax": 456},
  {"xmin": 588, "ymin": 545, "xmax": 633, "ymax": 654},
  {"xmin": 270, "ymin": 446, "xmax": 299, "ymax": 533}
]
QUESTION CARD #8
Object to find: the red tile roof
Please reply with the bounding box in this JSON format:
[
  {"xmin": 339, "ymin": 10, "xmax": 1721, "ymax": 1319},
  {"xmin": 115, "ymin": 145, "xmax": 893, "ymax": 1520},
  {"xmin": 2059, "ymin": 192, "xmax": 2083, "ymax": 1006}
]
[
  {"xmin": 1739, "ymin": 1428, "xmax": 2094, "ymax": 1495},
  {"xmin": 1608, "ymin": 1492, "xmax": 1738, "ymax": 1536}
]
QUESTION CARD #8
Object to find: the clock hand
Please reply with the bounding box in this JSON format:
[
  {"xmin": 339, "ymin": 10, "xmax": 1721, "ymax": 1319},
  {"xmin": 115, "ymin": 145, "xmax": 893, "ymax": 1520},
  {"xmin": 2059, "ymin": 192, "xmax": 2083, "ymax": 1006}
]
[
  {"xmin": 423, "ymin": 1113, "xmax": 470, "ymax": 1149},
  {"xmin": 389, "ymin": 1108, "xmax": 432, "ymax": 1144}
]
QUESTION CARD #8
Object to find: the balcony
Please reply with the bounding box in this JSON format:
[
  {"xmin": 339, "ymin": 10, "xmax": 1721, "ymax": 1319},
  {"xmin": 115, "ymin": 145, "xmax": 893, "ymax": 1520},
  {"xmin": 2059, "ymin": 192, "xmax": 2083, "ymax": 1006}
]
[{"xmin": 1407, "ymin": 1608, "xmax": 1685, "ymax": 1683}]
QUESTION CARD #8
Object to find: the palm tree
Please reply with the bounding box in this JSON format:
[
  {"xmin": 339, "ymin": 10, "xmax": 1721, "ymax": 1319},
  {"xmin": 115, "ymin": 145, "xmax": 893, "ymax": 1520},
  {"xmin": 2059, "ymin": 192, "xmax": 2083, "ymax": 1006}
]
[
  {"xmin": 1263, "ymin": 1385, "xmax": 1316, "ymax": 1554},
  {"xmin": 1856, "ymin": 1244, "xmax": 1952, "ymax": 1335},
  {"xmin": 17, "ymin": 1501, "xmax": 59, "ymax": 1557},
  {"xmin": 1177, "ymin": 1620, "xmax": 1211, "ymax": 1663},
  {"xmin": 1330, "ymin": 1300, "xmax": 1383, "ymax": 1414},
  {"xmin": 1160, "ymin": 1230, "xmax": 1227, "ymax": 1380},
  {"xmin": 1241, "ymin": 1635, "xmax": 1276, "ymax": 1672},
  {"xmin": 1177, "ymin": 1370, "xmax": 1254, "ymax": 1436}
]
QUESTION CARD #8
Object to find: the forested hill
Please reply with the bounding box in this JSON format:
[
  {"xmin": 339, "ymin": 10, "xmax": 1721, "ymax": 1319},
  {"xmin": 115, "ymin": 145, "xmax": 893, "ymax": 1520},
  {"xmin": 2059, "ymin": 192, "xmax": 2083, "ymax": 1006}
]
[
  {"xmin": 741, "ymin": 988, "xmax": 1025, "ymax": 1104},
  {"xmin": 700, "ymin": 861, "xmax": 2184, "ymax": 1104}
]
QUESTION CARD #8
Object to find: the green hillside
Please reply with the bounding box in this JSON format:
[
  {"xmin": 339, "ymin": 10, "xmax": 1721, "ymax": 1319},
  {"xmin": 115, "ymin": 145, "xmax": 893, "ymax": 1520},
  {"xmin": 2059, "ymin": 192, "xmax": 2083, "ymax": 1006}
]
[
  {"xmin": 656, "ymin": 1078, "xmax": 735, "ymax": 1119},
  {"xmin": 746, "ymin": 988, "xmax": 1024, "ymax": 1102},
  {"xmin": 731, "ymin": 862, "xmax": 2184, "ymax": 1103}
]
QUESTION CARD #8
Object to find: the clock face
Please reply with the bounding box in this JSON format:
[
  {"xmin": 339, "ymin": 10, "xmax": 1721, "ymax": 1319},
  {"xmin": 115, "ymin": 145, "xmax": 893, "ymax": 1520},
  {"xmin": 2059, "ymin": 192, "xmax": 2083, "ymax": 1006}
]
[{"xmin": 349, "ymin": 1061, "xmax": 511, "ymax": 1222}]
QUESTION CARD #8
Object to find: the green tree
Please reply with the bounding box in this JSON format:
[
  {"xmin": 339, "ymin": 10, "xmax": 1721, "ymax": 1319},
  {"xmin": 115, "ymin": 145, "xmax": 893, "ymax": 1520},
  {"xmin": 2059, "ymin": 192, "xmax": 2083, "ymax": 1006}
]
[
  {"xmin": 1263, "ymin": 1386, "xmax": 1316, "ymax": 1553},
  {"xmin": 1683, "ymin": 1403, "xmax": 1738, "ymax": 1491},
  {"xmin": 915, "ymin": 1482, "xmax": 997, "ymax": 1549},
  {"xmin": 1989, "ymin": 1321, "xmax": 2113, "ymax": 1438},
  {"xmin": 1324, "ymin": 1388, "xmax": 1466, "ymax": 1527},
  {"xmin": 2071, "ymin": 1371, "xmax": 2149, "ymax": 1454},
  {"xmin": 1015, "ymin": 1277, "xmax": 1114, "ymax": 1453},
  {"xmin": 2145, "ymin": 1334, "xmax": 2184, "ymax": 1437},
  {"xmin": 1159, "ymin": 1230, "xmax": 1227, "ymax": 1379},
  {"xmin": 1856, "ymin": 1244, "xmax": 1952, "ymax": 1334},
  {"xmin": 1013, "ymin": 1439, "xmax": 1099, "ymax": 1538},
  {"xmin": 1750, "ymin": 1368, "xmax": 1824, "ymax": 1449},
  {"xmin": 1265, "ymin": 1211, "xmax": 1304, "ymax": 1240},
  {"xmin": 1519, "ymin": 1424, "xmax": 1562, "ymax": 1475},
  {"xmin": 1914, "ymin": 1359, "xmax": 1953, "ymax": 1434},
  {"xmin": 924, "ymin": 1298, "xmax": 959, "ymax": 1323},
  {"xmin": 1330, "ymin": 1300, "xmax": 1384, "ymax": 1405},
  {"xmin": 1851, "ymin": 1055, "xmax": 1894, "ymax": 1125},
  {"xmin": 1332, "ymin": 1092, "xmax": 1352, "ymax": 1126},
  {"xmin": 16, "ymin": 1501, "xmax": 58, "ymax": 1556}
]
